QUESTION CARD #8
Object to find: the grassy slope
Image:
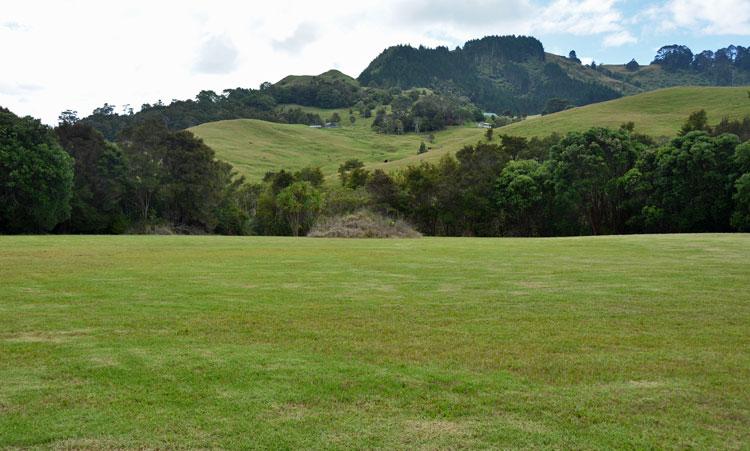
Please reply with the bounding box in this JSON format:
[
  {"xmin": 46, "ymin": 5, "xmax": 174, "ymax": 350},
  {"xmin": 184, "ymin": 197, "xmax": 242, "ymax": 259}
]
[
  {"xmin": 499, "ymin": 86, "xmax": 750, "ymax": 139},
  {"xmin": 193, "ymin": 87, "xmax": 749, "ymax": 178},
  {"xmin": 603, "ymin": 64, "xmax": 750, "ymax": 92},
  {"xmin": 374, "ymin": 86, "xmax": 750, "ymax": 171},
  {"xmin": 190, "ymin": 109, "xmax": 484, "ymax": 180},
  {"xmin": 1, "ymin": 235, "xmax": 749, "ymax": 449}
]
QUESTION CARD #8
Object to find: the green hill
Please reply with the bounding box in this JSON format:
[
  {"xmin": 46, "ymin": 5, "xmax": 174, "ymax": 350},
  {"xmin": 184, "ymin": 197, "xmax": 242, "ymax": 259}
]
[
  {"xmin": 358, "ymin": 36, "xmax": 627, "ymax": 115},
  {"xmin": 372, "ymin": 86, "xmax": 750, "ymax": 172},
  {"xmin": 192, "ymin": 87, "xmax": 749, "ymax": 179},
  {"xmin": 276, "ymin": 69, "xmax": 359, "ymax": 88},
  {"xmin": 189, "ymin": 108, "xmax": 484, "ymax": 180},
  {"xmin": 499, "ymin": 86, "xmax": 750, "ymax": 138}
]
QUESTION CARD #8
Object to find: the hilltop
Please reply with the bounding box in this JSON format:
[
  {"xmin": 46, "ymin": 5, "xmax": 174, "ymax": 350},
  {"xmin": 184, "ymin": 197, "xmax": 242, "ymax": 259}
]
[
  {"xmin": 358, "ymin": 36, "xmax": 627, "ymax": 114},
  {"xmin": 81, "ymin": 36, "xmax": 750, "ymax": 141}
]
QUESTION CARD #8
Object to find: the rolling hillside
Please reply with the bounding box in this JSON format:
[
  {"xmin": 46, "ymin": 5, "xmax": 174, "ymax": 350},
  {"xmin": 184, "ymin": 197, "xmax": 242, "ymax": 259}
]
[
  {"xmin": 499, "ymin": 86, "xmax": 750, "ymax": 138},
  {"xmin": 192, "ymin": 86, "xmax": 749, "ymax": 179},
  {"xmin": 373, "ymin": 86, "xmax": 750, "ymax": 171},
  {"xmin": 189, "ymin": 109, "xmax": 484, "ymax": 180}
]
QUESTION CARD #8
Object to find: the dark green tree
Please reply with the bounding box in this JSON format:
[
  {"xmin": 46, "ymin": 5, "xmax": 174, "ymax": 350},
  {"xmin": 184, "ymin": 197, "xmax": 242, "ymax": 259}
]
[
  {"xmin": 496, "ymin": 159, "xmax": 550, "ymax": 236},
  {"xmin": 338, "ymin": 159, "xmax": 369, "ymax": 188},
  {"xmin": 160, "ymin": 130, "xmax": 232, "ymax": 230},
  {"xmin": 55, "ymin": 122, "xmax": 129, "ymax": 233},
  {"xmin": 0, "ymin": 108, "xmax": 74, "ymax": 233},
  {"xmin": 548, "ymin": 128, "xmax": 642, "ymax": 235},
  {"xmin": 731, "ymin": 142, "xmax": 750, "ymax": 231},
  {"xmin": 632, "ymin": 132, "xmax": 739, "ymax": 232},
  {"xmin": 679, "ymin": 110, "xmax": 711, "ymax": 135},
  {"xmin": 118, "ymin": 119, "xmax": 169, "ymax": 223},
  {"xmin": 276, "ymin": 181, "xmax": 323, "ymax": 236}
]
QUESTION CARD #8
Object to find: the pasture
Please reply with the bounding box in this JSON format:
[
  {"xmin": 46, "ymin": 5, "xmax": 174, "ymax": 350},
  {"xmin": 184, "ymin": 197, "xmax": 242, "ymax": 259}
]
[
  {"xmin": 1, "ymin": 235, "xmax": 749, "ymax": 448},
  {"xmin": 191, "ymin": 87, "xmax": 750, "ymax": 180}
]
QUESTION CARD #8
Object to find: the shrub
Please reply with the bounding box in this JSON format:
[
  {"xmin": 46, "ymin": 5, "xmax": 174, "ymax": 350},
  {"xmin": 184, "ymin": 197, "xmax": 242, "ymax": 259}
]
[{"xmin": 308, "ymin": 210, "xmax": 421, "ymax": 238}]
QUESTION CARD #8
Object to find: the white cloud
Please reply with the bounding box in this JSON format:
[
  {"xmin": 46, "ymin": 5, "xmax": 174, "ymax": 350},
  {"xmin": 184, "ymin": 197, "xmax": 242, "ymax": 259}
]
[
  {"xmin": 651, "ymin": 0, "xmax": 750, "ymax": 35},
  {"xmin": 603, "ymin": 31, "xmax": 637, "ymax": 47},
  {"xmin": 398, "ymin": 0, "xmax": 534, "ymax": 27},
  {"xmin": 1, "ymin": 21, "xmax": 27, "ymax": 31},
  {"xmin": 0, "ymin": 82, "xmax": 42, "ymax": 96},
  {"xmin": 535, "ymin": 0, "xmax": 625, "ymax": 35},
  {"xmin": 193, "ymin": 35, "xmax": 239, "ymax": 74},
  {"xmin": 272, "ymin": 22, "xmax": 319, "ymax": 54}
]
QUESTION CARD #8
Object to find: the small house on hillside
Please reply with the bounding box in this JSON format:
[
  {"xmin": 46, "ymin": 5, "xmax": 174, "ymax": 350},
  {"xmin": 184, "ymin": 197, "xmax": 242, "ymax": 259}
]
[
  {"xmin": 477, "ymin": 122, "xmax": 493, "ymax": 129},
  {"xmin": 309, "ymin": 124, "xmax": 322, "ymax": 129},
  {"xmin": 324, "ymin": 122, "xmax": 340, "ymax": 129}
]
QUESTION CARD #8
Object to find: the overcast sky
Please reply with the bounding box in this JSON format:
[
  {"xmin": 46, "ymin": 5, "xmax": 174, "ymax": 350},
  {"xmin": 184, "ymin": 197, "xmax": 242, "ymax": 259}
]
[{"xmin": 2, "ymin": 0, "xmax": 749, "ymax": 124}]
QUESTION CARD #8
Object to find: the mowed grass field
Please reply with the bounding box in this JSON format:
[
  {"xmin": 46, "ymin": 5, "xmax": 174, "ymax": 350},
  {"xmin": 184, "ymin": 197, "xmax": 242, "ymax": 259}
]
[{"xmin": 1, "ymin": 235, "xmax": 749, "ymax": 449}]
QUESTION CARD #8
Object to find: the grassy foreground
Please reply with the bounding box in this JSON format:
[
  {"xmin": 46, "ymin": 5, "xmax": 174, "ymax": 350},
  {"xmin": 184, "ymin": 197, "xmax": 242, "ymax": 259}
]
[{"xmin": 1, "ymin": 235, "xmax": 749, "ymax": 449}]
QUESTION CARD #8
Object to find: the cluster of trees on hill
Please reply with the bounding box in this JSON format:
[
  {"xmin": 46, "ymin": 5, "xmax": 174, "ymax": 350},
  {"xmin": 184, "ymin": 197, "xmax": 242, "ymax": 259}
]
[
  {"xmin": 372, "ymin": 92, "xmax": 483, "ymax": 134},
  {"xmin": 652, "ymin": 44, "xmax": 750, "ymax": 84},
  {"xmin": 79, "ymin": 87, "xmax": 329, "ymax": 141},
  {"xmin": 265, "ymin": 73, "xmax": 363, "ymax": 109}
]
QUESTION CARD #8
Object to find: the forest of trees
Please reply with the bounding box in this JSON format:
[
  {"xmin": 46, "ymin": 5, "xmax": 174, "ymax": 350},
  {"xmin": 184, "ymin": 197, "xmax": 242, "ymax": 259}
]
[
  {"xmin": 3, "ymin": 104, "xmax": 750, "ymax": 237},
  {"xmin": 358, "ymin": 35, "xmax": 622, "ymax": 115}
]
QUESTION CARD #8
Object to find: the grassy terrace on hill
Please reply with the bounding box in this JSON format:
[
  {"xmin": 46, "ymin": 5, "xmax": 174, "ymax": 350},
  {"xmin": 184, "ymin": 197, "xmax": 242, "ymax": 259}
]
[
  {"xmin": 190, "ymin": 109, "xmax": 483, "ymax": 180},
  {"xmin": 1, "ymin": 235, "xmax": 749, "ymax": 448},
  {"xmin": 375, "ymin": 86, "xmax": 750, "ymax": 171}
]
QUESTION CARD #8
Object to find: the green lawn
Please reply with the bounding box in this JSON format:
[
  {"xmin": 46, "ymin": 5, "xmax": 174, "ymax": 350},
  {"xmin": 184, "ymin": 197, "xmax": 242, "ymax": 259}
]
[{"xmin": 1, "ymin": 235, "xmax": 749, "ymax": 448}]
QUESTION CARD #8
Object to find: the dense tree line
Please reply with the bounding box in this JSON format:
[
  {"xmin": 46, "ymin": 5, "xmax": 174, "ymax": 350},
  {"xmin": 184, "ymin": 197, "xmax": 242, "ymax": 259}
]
[
  {"xmin": 1, "ymin": 108, "xmax": 251, "ymax": 234},
  {"xmin": 355, "ymin": 115, "xmax": 750, "ymax": 236},
  {"xmin": 3, "ymin": 105, "xmax": 750, "ymax": 236}
]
